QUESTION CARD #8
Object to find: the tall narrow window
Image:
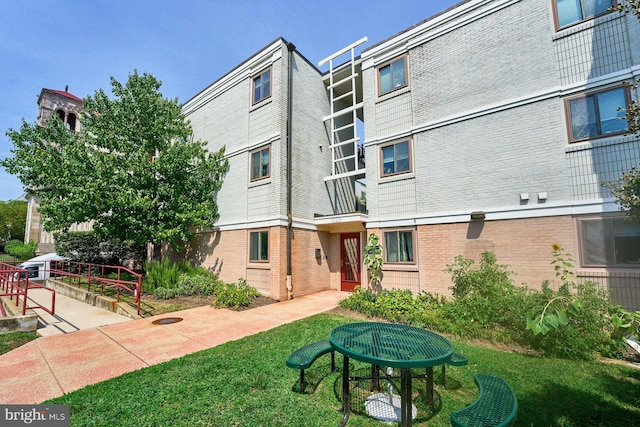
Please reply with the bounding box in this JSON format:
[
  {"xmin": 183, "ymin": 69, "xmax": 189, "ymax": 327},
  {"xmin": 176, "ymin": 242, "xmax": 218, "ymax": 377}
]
[
  {"xmin": 378, "ymin": 56, "xmax": 408, "ymax": 95},
  {"xmin": 56, "ymin": 109, "xmax": 66, "ymax": 122},
  {"xmin": 566, "ymin": 86, "xmax": 628, "ymax": 142},
  {"xmin": 380, "ymin": 140, "xmax": 411, "ymax": 177},
  {"xmin": 384, "ymin": 229, "xmax": 415, "ymax": 263},
  {"xmin": 253, "ymin": 68, "xmax": 271, "ymax": 104},
  {"xmin": 67, "ymin": 113, "xmax": 77, "ymax": 131},
  {"xmin": 554, "ymin": 0, "xmax": 613, "ymax": 29},
  {"xmin": 250, "ymin": 230, "xmax": 269, "ymax": 262},
  {"xmin": 250, "ymin": 145, "xmax": 270, "ymax": 181}
]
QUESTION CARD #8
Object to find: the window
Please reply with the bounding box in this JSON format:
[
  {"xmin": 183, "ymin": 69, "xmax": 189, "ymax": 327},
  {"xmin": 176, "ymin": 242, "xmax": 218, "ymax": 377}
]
[
  {"xmin": 554, "ymin": 0, "xmax": 613, "ymax": 29},
  {"xmin": 249, "ymin": 230, "xmax": 269, "ymax": 262},
  {"xmin": 579, "ymin": 217, "xmax": 640, "ymax": 267},
  {"xmin": 566, "ymin": 86, "xmax": 628, "ymax": 142},
  {"xmin": 380, "ymin": 140, "xmax": 411, "ymax": 176},
  {"xmin": 250, "ymin": 145, "xmax": 270, "ymax": 181},
  {"xmin": 67, "ymin": 113, "xmax": 77, "ymax": 131},
  {"xmin": 252, "ymin": 68, "xmax": 271, "ymax": 104},
  {"xmin": 378, "ymin": 56, "xmax": 408, "ymax": 95},
  {"xmin": 384, "ymin": 230, "xmax": 415, "ymax": 263}
]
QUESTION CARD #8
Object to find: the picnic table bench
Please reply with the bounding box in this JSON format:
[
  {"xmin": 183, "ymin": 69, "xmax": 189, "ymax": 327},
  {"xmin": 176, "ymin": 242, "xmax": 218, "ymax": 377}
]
[
  {"xmin": 450, "ymin": 374, "xmax": 518, "ymax": 427},
  {"xmin": 286, "ymin": 340, "xmax": 335, "ymax": 393}
]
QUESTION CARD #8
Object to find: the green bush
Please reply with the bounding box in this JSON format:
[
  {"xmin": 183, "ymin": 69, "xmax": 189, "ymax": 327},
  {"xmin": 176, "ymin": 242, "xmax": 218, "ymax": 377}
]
[
  {"xmin": 340, "ymin": 248, "xmax": 633, "ymax": 360},
  {"xmin": 145, "ymin": 260, "xmax": 221, "ymax": 299},
  {"xmin": 443, "ymin": 252, "xmax": 531, "ymax": 339},
  {"xmin": 3, "ymin": 239, "xmax": 23, "ymax": 254},
  {"xmin": 4, "ymin": 240, "xmax": 36, "ymax": 260},
  {"xmin": 152, "ymin": 273, "xmax": 219, "ymax": 299},
  {"xmin": 339, "ymin": 288, "xmax": 451, "ymax": 330},
  {"xmin": 527, "ymin": 280, "xmax": 624, "ymax": 359},
  {"xmin": 143, "ymin": 259, "xmax": 184, "ymax": 292},
  {"xmin": 214, "ymin": 278, "xmax": 259, "ymax": 308},
  {"xmin": 177, "ymin": 273, "xmax": 219, "ymax": 296}
]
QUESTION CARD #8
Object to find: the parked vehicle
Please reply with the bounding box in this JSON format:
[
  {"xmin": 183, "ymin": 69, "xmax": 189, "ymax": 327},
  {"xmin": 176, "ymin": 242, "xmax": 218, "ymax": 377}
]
[{"xmin": 16, "ymin": 253, "xmax": 68, "ymax": 280}]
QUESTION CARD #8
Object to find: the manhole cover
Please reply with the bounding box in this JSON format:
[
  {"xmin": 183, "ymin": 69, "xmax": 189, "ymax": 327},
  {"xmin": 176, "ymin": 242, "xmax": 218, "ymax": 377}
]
[{"xmin": 152, "ymin": 317, "xmax": 183, "ymax": 325}]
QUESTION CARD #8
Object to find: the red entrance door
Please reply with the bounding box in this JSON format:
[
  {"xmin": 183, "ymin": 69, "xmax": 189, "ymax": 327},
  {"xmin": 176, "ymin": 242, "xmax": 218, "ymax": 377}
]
[{"xmin": 340, "ymin": 233, "xmax": 361, "ymax": 292}]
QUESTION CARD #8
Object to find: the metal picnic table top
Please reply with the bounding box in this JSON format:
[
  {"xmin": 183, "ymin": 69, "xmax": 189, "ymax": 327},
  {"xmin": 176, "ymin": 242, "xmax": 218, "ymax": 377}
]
[{"xmin": 329, "ymin": 322, "xmax": 454, "ymax": 369}]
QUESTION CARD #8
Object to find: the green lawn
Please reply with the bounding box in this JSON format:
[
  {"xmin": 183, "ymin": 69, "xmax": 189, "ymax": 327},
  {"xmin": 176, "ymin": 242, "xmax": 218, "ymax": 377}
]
[
  {"xmin": 47, "ymin": 312, "xmax": 640, "ymax": 426},
  {"xmin": 0, "ymin": 331, "xmax": 38, "ymax": 355},
  {"xmin": 0, "ymin": 253, "xmax": 19, "ymax": 263}
]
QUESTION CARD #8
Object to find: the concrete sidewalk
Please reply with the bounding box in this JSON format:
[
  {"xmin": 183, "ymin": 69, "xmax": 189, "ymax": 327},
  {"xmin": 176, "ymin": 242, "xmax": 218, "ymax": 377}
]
[{"xmin": 0, "ymin": 290, "xmax": 348, "ymax": 404}]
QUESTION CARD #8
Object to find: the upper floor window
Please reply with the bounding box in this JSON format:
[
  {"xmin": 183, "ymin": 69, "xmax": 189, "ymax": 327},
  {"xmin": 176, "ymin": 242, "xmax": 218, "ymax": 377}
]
[
  {"xmin": 378, "ymin": 56, "xmax": 408, "ymax": 96},
  {"xmin": 554, "ymin": 0, "xmax": 613, "ymax": 29},
  {"xmin": 566, "ymin": 86, "xmax": 628, "ymax": 143},
  {"xmin": 579, "ymin": 217, "xmax": 640, "ymax": 267},
  {"xmin": 250, "ymin": 145, "xmax": 270, "ymax": 181},
  {"xmin": 252, "ymin": 68, "xmax": 271, "ymax": 105},
  {"xmin": 384, "ymin": 229, "xmax": 415, "ymax": 263},
  {"xmin": 249, "ymin": 230, "xmax": 269, "ymax": 262},
  {"xmin": 380, "ymin": 140, "xmax": 412, "ymax": 177}
]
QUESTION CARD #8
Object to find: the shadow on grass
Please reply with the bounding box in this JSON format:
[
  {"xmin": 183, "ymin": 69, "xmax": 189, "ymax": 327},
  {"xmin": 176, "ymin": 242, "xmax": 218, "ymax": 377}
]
[
  {"xmin": 329, "ymin": 365, "xmax": 445, "ymax": 425},
  {"xmin": 517, "ymin": 366, "xmax": 640, "ymax": 426}
]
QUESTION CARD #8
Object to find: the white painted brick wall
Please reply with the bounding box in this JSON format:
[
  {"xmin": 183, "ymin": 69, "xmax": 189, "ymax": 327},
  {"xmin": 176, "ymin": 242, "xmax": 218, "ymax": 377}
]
[
  {"xmin": 184, "ymin": 42, "xmax": 286, "ymax": 227},
  {"xmin": 290, "ymin": 52, "xmax": 335, "ymax": 218},
  {"xmin": 363, "ymin": 0, "xmax": 640, "ymax": 221},
  {"xmin": 410, "ymin": 0, "xmax": 557, "ymax": 125}
]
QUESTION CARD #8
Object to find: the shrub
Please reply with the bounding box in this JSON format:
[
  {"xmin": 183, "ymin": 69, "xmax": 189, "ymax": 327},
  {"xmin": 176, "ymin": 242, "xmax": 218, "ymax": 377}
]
[
  {"xmin": 143, "ymin": 259, "xmax": 183, "ymax": 292},
  {"xmin": 443, "ymin": 252, "xmax": 530, "ymax": 337},
  {"xmin": 3, "ymin": 239, "xmax": 23, "ymax": 254},
  {"xmin": 341, "ymin": 247, "xmax": 634, "ymax": 361},
  {"xmin": 214, "ymin": 278, "xmax": 259, "ymax": 308},
  {"xmin": 527, "ymin": 280, "xmax": 625, "ymax": 359},
  {"xmin": 4, "ymin": 240, "xmax": 36, "ymax": 260}
]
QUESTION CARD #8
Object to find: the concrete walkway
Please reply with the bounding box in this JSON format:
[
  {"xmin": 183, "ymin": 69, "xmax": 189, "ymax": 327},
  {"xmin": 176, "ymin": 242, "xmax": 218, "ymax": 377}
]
[
  {"xmin": 27, "ymin": 287, "xmax": 132, "ymax": 336},
  {"xmin": 0, "ymin": 290, "xmax": 349, "ymax": 404}
]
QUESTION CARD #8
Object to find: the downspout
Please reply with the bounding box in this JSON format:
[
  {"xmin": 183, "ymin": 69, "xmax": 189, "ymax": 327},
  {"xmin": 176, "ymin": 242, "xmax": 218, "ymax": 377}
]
[{"xmin": 286, "ymin": 41, "xmax": 296, "ymax": 300}]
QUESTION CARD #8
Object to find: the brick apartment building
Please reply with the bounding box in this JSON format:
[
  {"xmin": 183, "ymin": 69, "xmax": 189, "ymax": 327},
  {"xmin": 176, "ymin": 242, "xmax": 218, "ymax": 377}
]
[
  {"xmin": 26, "ymin": 0, "xmax": 639, "ymax": 310},
  {"xmin": 177, "ymin": 0, "xmax": 640, "ymax": 310}
]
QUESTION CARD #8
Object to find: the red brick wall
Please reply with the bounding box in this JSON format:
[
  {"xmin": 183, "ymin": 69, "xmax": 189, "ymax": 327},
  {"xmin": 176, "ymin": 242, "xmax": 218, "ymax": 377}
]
[
  {"xmin": 417, "ymin": 216, "xmax": 575, "ymax": 295},
  {"xmin": 290, "ymin": 228, "xmax": 332, "ymax": 297}
]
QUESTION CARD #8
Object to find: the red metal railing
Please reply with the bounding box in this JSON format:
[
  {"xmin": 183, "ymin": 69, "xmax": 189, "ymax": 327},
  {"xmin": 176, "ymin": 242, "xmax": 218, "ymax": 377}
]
[
  {"xmin": 0, "ymin": 262, "xmax": 55, "ymax": 316},
  {"xmin": 49, "ymin": 260, "xmax": 142, "ymax": 315}
]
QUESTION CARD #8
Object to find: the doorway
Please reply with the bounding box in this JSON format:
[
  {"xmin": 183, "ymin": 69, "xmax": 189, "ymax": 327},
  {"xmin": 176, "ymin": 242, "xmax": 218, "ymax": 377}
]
[{"xmin": 340, "ymin": 233, "xmax": 361, "ymax": 292}]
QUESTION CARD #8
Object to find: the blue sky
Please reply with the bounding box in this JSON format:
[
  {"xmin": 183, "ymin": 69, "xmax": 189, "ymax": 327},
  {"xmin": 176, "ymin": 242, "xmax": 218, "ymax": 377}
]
[{"xmin": 0, "ymin": 0, "xmax": 459, "ymax": 201}]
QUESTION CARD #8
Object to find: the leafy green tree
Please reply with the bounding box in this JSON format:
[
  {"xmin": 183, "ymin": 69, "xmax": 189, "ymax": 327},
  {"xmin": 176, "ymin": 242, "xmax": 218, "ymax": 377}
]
[
  {"xmin": 2, "ymin": 71, "xmax": 228, "ymax": 252},
  {"xmin": 54, "ymin": 230, "xmax": 142, "ymax": 266},
  {"xmin": 0, "ymin": 200, "xmax": 27, "ymax": 243},
  {"xmin": 604, "ymin": 1, "xmax": 640, "ymax": 218}
]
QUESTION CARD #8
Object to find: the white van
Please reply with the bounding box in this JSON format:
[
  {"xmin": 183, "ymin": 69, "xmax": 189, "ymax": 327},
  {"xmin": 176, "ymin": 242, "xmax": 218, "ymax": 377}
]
[{"xmin": 16, "ymin": 253, "xmax": 68, "ymax": 281}]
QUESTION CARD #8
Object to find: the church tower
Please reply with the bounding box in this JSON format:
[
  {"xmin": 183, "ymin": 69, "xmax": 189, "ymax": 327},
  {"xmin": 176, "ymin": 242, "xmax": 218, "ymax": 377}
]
[
  {"xmin": 25, "ymin": 87, "xmax": 84, "ymax": 253},
  {"xmin": 36, "ymin": 86, "xmax": 83, "ymax": 131}
]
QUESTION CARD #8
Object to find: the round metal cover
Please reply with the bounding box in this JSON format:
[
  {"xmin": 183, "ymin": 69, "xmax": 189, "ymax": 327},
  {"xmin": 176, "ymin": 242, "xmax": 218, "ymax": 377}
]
[{"xmin": 152, "ymin": 317, "xmax": 183, "ymax": 325}]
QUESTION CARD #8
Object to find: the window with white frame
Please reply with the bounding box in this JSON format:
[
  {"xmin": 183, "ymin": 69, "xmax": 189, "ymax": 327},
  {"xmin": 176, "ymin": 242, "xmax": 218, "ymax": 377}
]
[
  {"xmin": 250, "ymin": 145, "xmax": 270, "ymax": 181},
  {"xmin": 380, "ymin": 140, "xmax": 411, "ymax": 177},
  {"xmin": 378, "ymin": 56, "xmax": 408, "ymax": 96},
  {"xmin": 252, "ymin": 68, "xmax": 271, "ymax": 104},
  {"xmin": 249, "ymin": 230, "xmax": 269, "ymax": 262},
  {"xmin": 566, "ymin": 86, "xmax": 629, "ymax": 143},
  {"xmin": 579, "ymin": 217, "xmax": 640, "ymax": 267},
  {"xmin": 554, "ymin": 0, "xmax": 613, "ymax": 29},
  {"xmin": 384, "ymin": 229, "xmax": 415, "ymax": 263}
]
